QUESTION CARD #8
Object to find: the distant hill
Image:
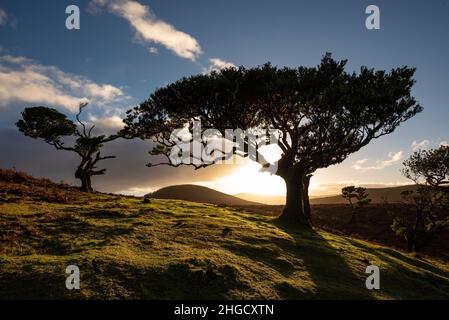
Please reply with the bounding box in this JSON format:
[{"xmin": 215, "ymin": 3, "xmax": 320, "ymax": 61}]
[
  {"xmin": 2, "ymin": 168, "xmax": 449, "ymax": 299},
  {"xmin": 149, "ymin": 184, "xmax": 260, "ymax": 206},
  {"xmin": 310, "ymin": 185, "xmax": 418, "ymax": 204},
  {"xmin": 237, "ymin": 185, "xmax": 418, "ymax": 205},
  {"xmin": 1, "ymin": 171, "xmax": 449, "ymax": 299},
  {"xmin": 235, "ymin": 193, "xmax": 286, "ymax": 205}
]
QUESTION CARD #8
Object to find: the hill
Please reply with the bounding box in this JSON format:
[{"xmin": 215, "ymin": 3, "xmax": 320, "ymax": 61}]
[
  {"xmin": 236, "ymin": 185, "xmax": 418, "ymax": 205},
  {"xmin": 310, "ymin": 185, "xmax": 418, "ymax": 204},
  {"xmin": 149, "ymin": 184, "xmax": 259, "ymax": 206},
  {"xmin": 235, "ymin": 193, "xmax": 286, "ymax": 205},
  {"xmin": 1, "ymin": 169, "xmax": 449, "ymax": 299}
]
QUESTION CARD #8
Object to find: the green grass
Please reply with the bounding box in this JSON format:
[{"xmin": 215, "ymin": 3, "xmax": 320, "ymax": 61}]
[{"xmin": 1, "ymin": 194, "xmax": 449, "ymax": 299}]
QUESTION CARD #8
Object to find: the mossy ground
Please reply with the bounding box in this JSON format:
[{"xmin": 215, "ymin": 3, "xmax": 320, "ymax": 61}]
[{"xmin": 1, "ymin": 192, "xmax": 449, "ymax": 299}]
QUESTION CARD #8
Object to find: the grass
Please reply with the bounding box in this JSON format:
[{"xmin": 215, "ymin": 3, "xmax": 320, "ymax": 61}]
[{"xmin": 1, "ymin": 188, "xmax": 449, "ymax": 300}]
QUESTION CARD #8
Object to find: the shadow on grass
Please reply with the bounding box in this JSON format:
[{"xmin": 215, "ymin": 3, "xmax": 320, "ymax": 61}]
[
  {"xmin": 271, "ymin": 221, "xmax": 374, "ymax": 299},
  {"xmin": 344, "ymin": 238, "xmax": 449, "ymax": 299}
]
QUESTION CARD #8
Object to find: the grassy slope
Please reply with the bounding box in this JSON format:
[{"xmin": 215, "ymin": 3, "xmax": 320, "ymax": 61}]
[{"xmin": 1, "ymin": 192, "xmax": 449, "ymax": 300}]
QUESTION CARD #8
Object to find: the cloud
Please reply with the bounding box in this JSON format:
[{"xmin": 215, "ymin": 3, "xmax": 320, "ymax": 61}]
[
  {"xmin": 0, "ymin": 8, "xmax": 7, "ymax": 26},
  {"xmin": 0, "ymin": 55, "xmax": 126, "ymax": 112},
  {"xmin": 88, "ymin": 114, "xmax": 125, "ymax": 130},
  {"xmin": 440, "ymin": 141, "xmax": 449, "ymax": 147},
  {"xmin": 148, "ymin": 47, "xmax": 158, "ymax": 54},
  {"xmin": 206, "ymin": 58, "xmax": 237, "ymax": 73},
  {"xmin": 352, "ymin": 151, "xmax": 403, "ymax": 171},
  {"xmin": 411, "ymin": 139, "xmax": 430, "ymax": 151},
  {"xmin": 89, "ymin": 0, "xmax": 202, "ymax": 61},
  {"xmin": 0, "ymin": 127, "xmax": 236, "ymax": 195}
]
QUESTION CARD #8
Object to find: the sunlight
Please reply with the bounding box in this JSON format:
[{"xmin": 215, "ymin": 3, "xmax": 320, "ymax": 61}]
[
  {"xmin": 198, "ymin": 160, "xmax": 329, "ymax": 196},
  {"xmin": 198, "ymin": 160, "xmax": 285, "ymax": 196}
]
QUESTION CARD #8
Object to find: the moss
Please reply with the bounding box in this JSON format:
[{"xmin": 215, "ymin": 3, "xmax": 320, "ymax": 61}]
[{"xmin": 1, "ymin": 195, "xmax": 448, "ymax": 299}]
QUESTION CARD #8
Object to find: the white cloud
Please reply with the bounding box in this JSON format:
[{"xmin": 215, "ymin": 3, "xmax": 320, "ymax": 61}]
[
  {"xmin": 0, "ymin": 55, "xmax": 126, "ymax": 112},
  {"xmin": 207, "ymin": 58, "xmax": 237, "ymax": 73},
  {"xmin": 440, "ymin": 141, "xmax": 449, "ymax": 147},
  {"xmin": 89, "ymin": 0, "xmax": 202, "ymax": 61},
  {"xmin": 0, "ymin": 8, "xmax": 7, "ymax": 26},
  {"xmin": 352, "ymin": 151, "xmax": 404, "ymax": 171},
  {"xmin": 148, "ymin": 47, "xmax": 158, "ymax": 54},
  {"xmin": 88, "ymin": 114, "xmax": 125, "ymax": 130},
  {"xmin": 411, "ymin": 139, "xmax": 430, "ymax": 151}
]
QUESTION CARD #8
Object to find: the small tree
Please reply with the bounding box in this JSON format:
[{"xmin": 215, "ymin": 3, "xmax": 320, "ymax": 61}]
[
  {"xmin": 341, "ymin": 186, "xmax": 371, "ymax": 222},
  {"xmin": 391, "ymin": 146, "xmax": 449, "ymax": 251},
  {"xmin": 16, "ymin": 103, "xmax": 121, "ymax": 192}
]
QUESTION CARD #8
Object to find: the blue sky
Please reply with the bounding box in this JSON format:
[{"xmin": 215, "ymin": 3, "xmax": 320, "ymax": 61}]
[{"xmin": 0, "ymin": 0, "xmax": 448, "ymax": 196}]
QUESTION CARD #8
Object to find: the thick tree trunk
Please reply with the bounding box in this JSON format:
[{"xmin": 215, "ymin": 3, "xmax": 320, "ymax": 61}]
[
  {"xmin": 302, "ymin": 174, "xmax": 312, "ymax": 224},
  {"xmin": 278, "ymin": 171, "xmax": 311, "ymax": 227},
  {"xmin": 82, "ymin": 174, "xmax": 93, "ymax": 193},
  {"xmin": 75, "ymin": 165, "xmax": 94, "ymax": 193}
]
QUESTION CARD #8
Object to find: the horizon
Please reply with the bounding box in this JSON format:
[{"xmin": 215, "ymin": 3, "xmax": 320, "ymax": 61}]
[{"xmin": 1, "ymin": 0, "xmax": 448, "ymax": 196}]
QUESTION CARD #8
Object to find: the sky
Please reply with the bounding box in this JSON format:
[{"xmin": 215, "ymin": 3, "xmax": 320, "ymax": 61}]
[{"xmin": 0, "ymin": 0, "xmax": 448, "ymax": 197}]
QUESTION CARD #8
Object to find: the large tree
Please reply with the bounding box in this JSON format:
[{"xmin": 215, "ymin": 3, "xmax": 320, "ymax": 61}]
[
  {"xmin": 124, "ymin": 54, "xmax": 422, "ymax": 226},
  {"xmin": 16, "ymin": 103, "xmax": 121, "ymax": 192}
]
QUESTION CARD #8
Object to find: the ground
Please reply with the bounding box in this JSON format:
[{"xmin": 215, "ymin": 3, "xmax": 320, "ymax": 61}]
[
  {"xmin": 234, "ymin": 203, "xmax": 449, "ymax": 262},
  {"xmin": 1, "ymin": 169, "xmax": 449, "ymax": 299}
]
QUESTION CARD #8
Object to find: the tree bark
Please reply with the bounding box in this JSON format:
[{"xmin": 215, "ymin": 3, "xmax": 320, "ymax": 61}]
[
  {"xmin": 75, "ymin": 164, "xmax": 94, "ymax": 193},
  {"xmin": 278, "ymin": 170, "xmax": 311, "ymax": 227},
  {"xmin": 302, "ymin": 174, "xmax": 312, "ymax": 224}
]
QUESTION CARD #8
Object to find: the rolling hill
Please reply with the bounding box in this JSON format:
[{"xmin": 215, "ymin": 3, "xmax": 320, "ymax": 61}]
[
  {"xmin": 310, "ymin": 185, "xmax": 418, "ymax": 205},
  {"xmin": 236, "ymin": 185, "xmax": 419, "ymax": 205},
  {"xmin": 1, "ymin": 169, "xmax": 449, "ymax": 299},
  {"xmin": 149, "ymin": 184, "xmax": 260, "ymax": 206}
]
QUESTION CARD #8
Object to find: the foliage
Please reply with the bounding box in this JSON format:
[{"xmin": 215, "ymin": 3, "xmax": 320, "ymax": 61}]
[
  {"xmin": 123, "ymin": 53, "xmax": 422, "ymax": 225},
  {"xmin": 16, "ymin": 103, "xmax": 121, "ymax": 192},
  {"xmin": 402, "ymin": 145, "xmax": 449, "ymax": 188},
  {"xmin": 391, "ymin": 146, "xmax": 449, "ymax": 251},
  {"xmin": 16, "ymin": 106, "xmax": 77, "ymax": 145},
  {"xmin": 341, "ymin": 186, "xmax": 371, "ymax": 223}
]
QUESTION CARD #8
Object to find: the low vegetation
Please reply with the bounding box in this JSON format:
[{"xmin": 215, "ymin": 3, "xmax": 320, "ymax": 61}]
[{"xmin": 1, "ymin": 169, "xmax": 449, "ymax": 299}]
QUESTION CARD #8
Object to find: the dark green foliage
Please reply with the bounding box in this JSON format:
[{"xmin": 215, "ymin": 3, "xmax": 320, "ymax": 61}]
[
  {"xmin": 16, "ymin": 107, "xmax": 76, "ymax": 146},
  {"xmin": 391, "ymin": 146, "xmax": 449, "ymax": 251},
  {"xmin": 341, "ymin": 186, "xmax": 372, "ymax": 223},
  {"xmin": 16, "ymin": 104, "xmax": 120, "ymax": 192},
  {"xmin": 124, "ymin": 53, "xmax": 422, "ymax": 226},
  {"xmin": 402, "ymin": 145, "xmax": 449, "ymax": 189}
]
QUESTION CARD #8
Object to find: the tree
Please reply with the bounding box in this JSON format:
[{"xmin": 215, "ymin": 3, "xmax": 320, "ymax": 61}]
[
  {"xmin": 16, "ymin": 103, "xmax": 121, "ymax": 192},
  {"xmin": 391, "ymin": 146, "xmax": 449, "ymax": 251},
  {"xmin": 123, "ymin": 53, "xmax": 422, "ymax": 227},
  {"xmin": 341, "ymin": 186, "xmax": 371, "ymax": 222}
]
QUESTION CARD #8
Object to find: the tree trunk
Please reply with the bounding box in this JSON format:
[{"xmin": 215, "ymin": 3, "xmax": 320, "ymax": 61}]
[
  {"xmin": 302, "ymin": 174, "xmax": 312, "ymax": 224},
  {"xmin": 278, "ymin": 171, "xmax": 311, "ymax": 227},
  {"xmin": 75, "ymin": 165, "xmax": 94, "ymax": 193}
]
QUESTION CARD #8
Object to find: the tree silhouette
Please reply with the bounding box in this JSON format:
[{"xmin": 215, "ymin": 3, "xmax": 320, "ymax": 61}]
[
  {"xmin": 124, "ymin": 54, "xmax": 422, "ymax": 227},
  {"xmin": 341, "ymin": 186, "xmax": 371, "ymax": 223},
  {"xmin": 16, "ymin": 102, "xmax": 121, "ymax": 192},
  {"xmin": 391, "ymin": 145, "xmax": 449, "ymax": 251}
]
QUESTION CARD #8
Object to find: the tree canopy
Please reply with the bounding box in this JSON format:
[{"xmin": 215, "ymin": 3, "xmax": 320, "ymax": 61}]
[
  {"xmin": 124, "ymin": 53, "xmax": 422, "ymax": 226},
  {"xmin": 17, "ymin": 103, "xmax": 121, "ymax": 192}
]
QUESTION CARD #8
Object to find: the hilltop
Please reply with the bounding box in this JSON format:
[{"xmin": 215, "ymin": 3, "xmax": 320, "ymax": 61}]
[
  {"xmin": 149, "ymin": 184, "xmax": 259, "ymax": 206},
  {"xmin": 1, "ymin": 168, "xmax": 449, "ymax": 299}
]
